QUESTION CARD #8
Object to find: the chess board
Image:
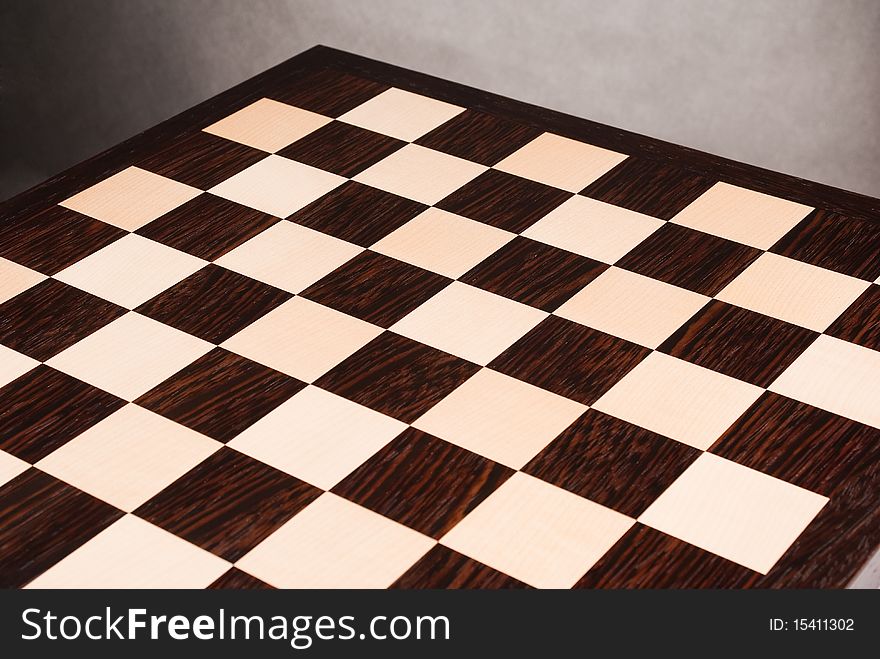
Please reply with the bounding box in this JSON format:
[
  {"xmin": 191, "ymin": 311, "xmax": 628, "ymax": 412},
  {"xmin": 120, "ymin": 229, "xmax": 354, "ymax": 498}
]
[{"xmin": 1, "ymin": 46, "xmax": 878, "ymax": 590}]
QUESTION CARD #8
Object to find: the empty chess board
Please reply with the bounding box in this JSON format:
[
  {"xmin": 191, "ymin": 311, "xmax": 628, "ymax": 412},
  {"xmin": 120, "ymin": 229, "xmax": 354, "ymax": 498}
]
[{"xmin": 1, "ymin": 47, "xmax": 878, "ymax": 590}]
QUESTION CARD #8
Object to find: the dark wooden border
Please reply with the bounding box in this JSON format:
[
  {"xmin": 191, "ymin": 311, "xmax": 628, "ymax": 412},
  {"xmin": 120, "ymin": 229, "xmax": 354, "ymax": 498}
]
[{"xmin": 3, "ymin": 45, "xmax": 879, "ymax": 225}]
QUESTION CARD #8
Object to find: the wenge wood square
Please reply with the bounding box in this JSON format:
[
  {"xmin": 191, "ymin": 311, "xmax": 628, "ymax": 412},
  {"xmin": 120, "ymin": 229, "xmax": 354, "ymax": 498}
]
[
  {"xmin": 490, "ymin": 316, "xmax": 650, "ymax": 405},
  {"xmin": 209, "ymin": 568, "xmax": 275, "ymax": 590},
  {"xmin": 770, "ymin": 209, "xmax": 880, "ymax": 281},
  {"xmin": 436, "ymin": 169, "xmax": 572, "ymax": 233},
  {"xmin": 574, "ymin": 523, "xmax": 756, "ymax": 588},
  {"xmin": 710, "ymin": 392, "xmax": 880, "ymax": 496},
  {"xmin": 265, "ymin": 68, "xmax": 389, "ymax": 117},
  {"xmin": 391, "ymin": 545, "xmax": 530, "ymax": 589},
  {"xmin": 616, "ymin": 222, "xmax": 761, "ymax": 296},
  {"xmin": 289, "ymin": 181, "xmax": 427, "ymax": 247},
  {"xmin": 415, "ymin": 109, "xmax": 543, "ymax": 166},
  {"xmin": 300, "ymin": 251, "xmax": 451, "ymax": 328},
  {"xmin": 523, "ymin": 410, "xmax": 699, "ymax": 517},
  {"xmin": 0, "ymin": 366, "xmax": 125, "ymax": 462},
  {"xmin": 277, "ymin": 121, "xmax": 405, "ymax": 177},
  {"xmin": 136, "ymin": 193, "xmax": 279, "ymax": 261},
  {"xmin": 315, "ymin": 331, "xmax": 480, "ymax": 423},
  {"xmin": 580, "ymin": 156, "xmax": 716, "ymax": 220},
  {"xmin": 460, "ymin": 236, "xmax": 607, "ymax": 311},
  {"xmin": 333, "ymin": 428, "xmax": 513, "ymax": 538},
  {"xmin": 0, "ymin": 205, "xmax": 126, "ymax": 276},
  {"xmin": 135, "ymin": 447, "xmax": 321, "ymax": 562},
  {"xmin": 658, "ymin": 300, "xmax": 819, "ymax": 387},
  {"xmin": 825, "ymin": 284, "xmax": 880, "ymax": 352},
  {"xmin": 136, "ymin": 265, "xmax": 292, "ymax": 343},
  {"xmin": 135, "ymin": 348, "xmax": 305, "ymax": 443},
  {"xmin": 136, "ymin": 131, "xmax": 267, "ymax": 189},
  {"xmin": 0, "ymin": 279, "xmax": 126, "ymax": 361},
  {"xmin": 0, "ymin": 469, "xmax": 123, "ymax": 588}
]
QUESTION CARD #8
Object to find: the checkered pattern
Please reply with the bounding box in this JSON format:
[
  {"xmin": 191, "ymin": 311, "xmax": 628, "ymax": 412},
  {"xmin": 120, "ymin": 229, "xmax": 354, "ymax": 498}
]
[{"xmin": 1, "ymin": 69, "xmax": 878, "ymax": 590}]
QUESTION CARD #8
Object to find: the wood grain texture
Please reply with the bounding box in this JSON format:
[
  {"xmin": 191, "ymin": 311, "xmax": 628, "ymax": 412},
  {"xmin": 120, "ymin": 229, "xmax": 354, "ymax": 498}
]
[
  {"xmin": 490, "ymin": 316, "xmax": 650, "ymax": 405},
  {"xmin": 574, "ymin": 523, "xmax": 757, "ymax": 589},
  {"xmin": 332, "ymin": 427, "xmax": 513, "ymax": 538},
  {"xmin": 264, "ymin": 66, "xmax": 389, "ymax": 117},
  {"xmin": 616, "ymin": 222, "xmax": 762, "ymax": 296},
  {"xmin": 135, "ymin": 347, "xmax": 305, "ymax": 442},
  {"xmin": 135, "ymin": 447, "xmax": 321, "ymax": 562},
  {"xmin": 460, "ymin": 236, "xmax": 608, "ymax": 312},
  {"xmin": 209, "ymin": 568, "xmax": 276, "ymax": 590},
  {"xmin": 0, "ymin": 279, "xmax": 126, "ymax": 361},
  {"xmin": 524, "ymin": 409, "xmax": 699, "ymax": 517},
  {"xmin": 658, "ymin": 300, "xmax": 819, "ymax": 387},
  {"xmin": 0, "ymin": 366, "xmax": 125, "ymax": 462},
  {"xmin": 756, "ymin": 485, "xmax": 880, "ymax": 588},
  {"xmin": 277, "ymin": 120, "xmax": 405, "ymax": 177},
  {"xmin": 391, "ymin": 545, "xmax": 530, "ymax": 589},
  {"xmin": 436, "ymin": 169, "xmax": 572, "ymax": 232},
  {"xmin": 300, "ymin": 250, "xmax": 451, "ymax": 328},
  {"xmin": 0, "ymin": 469, "xmax": 123, "ymax": 588},
  {"xmin": 580, "ymin": 156, "xmax": 716, "ymax": 220},
  {"xmin": 770, "ymin": 208, "xmax": 880, "ymax": 280},
  {"xmin": 315, "ymin": 331, "xmax": 480, "ymax": 423},
  {"xmin": 135, "ymin": 264, "xmax": 292, "ymax": 343},
  {"xmin": 414, "ymin": 108, "xmax": 543, "ymax": 166},
  {"xmin": 136, "ymin": 193, "xmax": 280, "ymax": 261},
  {"xmin": 289, "ymin": 181, "xmax": 427, "ymax": 247},
  {"xmin": 710, "ymin": 392, "xmax": 880, "ymax": 496},
  {"xmin": 136, "ymin": 130, "xmax": 267, "ymax": 190},
  {"xmin": 825, "ymin": 284, "xmax": 880, "ymax": 352},
  {"xmin": 0, "ymin": 205, "xmax": 126, "ymax": 275}
]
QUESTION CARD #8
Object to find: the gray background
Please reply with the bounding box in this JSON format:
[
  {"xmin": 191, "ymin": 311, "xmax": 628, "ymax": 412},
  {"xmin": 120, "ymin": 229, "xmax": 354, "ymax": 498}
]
[{"xmin": 2, "ymin": 0, "xmax": 879, "ymax": 203}]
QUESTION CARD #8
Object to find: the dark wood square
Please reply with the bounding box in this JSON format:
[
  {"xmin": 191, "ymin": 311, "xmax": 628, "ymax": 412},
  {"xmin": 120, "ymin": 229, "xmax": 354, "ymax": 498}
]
[
  {"xmin": 135, "ymin": 447, "xmax": 321, "ymax": 562},
  {"xmin": 524, "ymin": 409, "xmax": 699, "ymax": 517},
  {"xmin": 825, "ymin": 284, "xmax": 880, "ymax": 352},
  {"xmin": 315, "ymin": 331, "xmax": 480, "ymax": 423},
  {"xmin": 136, "ymin": 193, "xmax": 279, "ymax": 261},
  {"xmin": 414, "ymin": 109, "xmax": 543, "ymax": 166},
  {"xmin": 770, "ymin": 209, "xmax": 880, "ymax": 280},
  {"xmin": 574, "ymin": 524, "xmax": 756, "ymax": 588},
  {"xmin": 135, "ymin": 264, "xmax": 291, "ymax": 343},
  {"xmin": 616, "ymin": 222, "xmax": 761, "ymax": 296},
  {"xmin": 0, "ymin": 279, "xmax": 126, "ymax": 361},
  {"xmin": 135, "ymin": 348, "xmax": 305, "ymax": 443},
  {"xmin": 0, "ymin": 205, "xmax": 126, "ymax": 275},
  {"xmin": 289, "ymin": 181, "xmax": 427, "ymax": 247},
  {"xmin": 265, "ymin": 68, "xmax": 389, "ymax": 116},
  {"xmin": 460, "ymin": 236, "xmax": 607, "ymax": 311},
  {"xmin": 658, "ymin": 300, "xmax": 819, "ymax": 387},
  {"xmin": 209, "ymin": 568, "xmax": 275, "ymax": 590},
  {"xmin": 580, "ymin": 156, "xmax": 716, "ymax": 220},
  {"xmin": 277, "ymin": 121, "xmax": 405, "ymax": 177},
  {"xmin": 300, "ymin": 251, "xmax": 451, "ymax": 328},
  {"xmin": 333, "ymin": 428, "xmax": 513, "ymax": 538},
  {"xmin": 136, "ymin": 131, "xmax": 266, "ymax": 189},
  {"xmin": 710, "ymin": 392, "xmax": 880, "ymax": 496},
  {"xmin": 0, "ymin": 469, "xmax": 123, "ymax": 588},
  {"xmin": 436, "ymin": 169, "xmax": 572, "ymax": 233},
  {"xmin": 391, "ymin": 545, "xmax": 530, "ymax": 589},
  {"xmin": 489, "ymin": 316, "xmax": 650, "ymax": 405},
  {"xmin": 0, "ymin": 366, "xmax": 125, "ymax": 462}
]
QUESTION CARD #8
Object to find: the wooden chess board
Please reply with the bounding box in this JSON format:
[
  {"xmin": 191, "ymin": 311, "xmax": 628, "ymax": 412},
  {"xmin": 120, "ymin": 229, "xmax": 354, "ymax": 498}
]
[{"xmin": 1, "ymin": 47, "xmax": 878, "ymax": 589}]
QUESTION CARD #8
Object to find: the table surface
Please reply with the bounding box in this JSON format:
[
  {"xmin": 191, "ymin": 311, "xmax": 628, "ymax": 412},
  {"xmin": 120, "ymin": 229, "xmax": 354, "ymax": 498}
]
[{"xmin": 1, "ymin": 46, "xmax": 878, "ymax": 589}]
